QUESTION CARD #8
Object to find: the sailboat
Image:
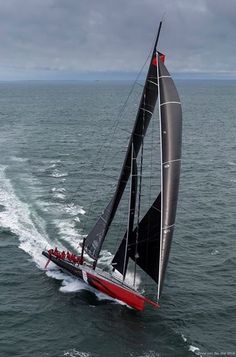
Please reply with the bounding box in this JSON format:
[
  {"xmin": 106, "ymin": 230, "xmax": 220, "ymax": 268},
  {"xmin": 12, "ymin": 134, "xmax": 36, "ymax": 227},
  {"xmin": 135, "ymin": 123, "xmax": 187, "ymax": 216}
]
[{"xmin": 42, "ymin": 22, "xmax": 182, "ymax": 311}]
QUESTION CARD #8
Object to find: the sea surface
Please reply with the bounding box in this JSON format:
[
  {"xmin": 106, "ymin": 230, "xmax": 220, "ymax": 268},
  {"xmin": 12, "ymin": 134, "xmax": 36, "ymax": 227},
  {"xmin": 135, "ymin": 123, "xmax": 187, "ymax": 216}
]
[{"xmin": 0, "ymin": 79, "xmax": 235, "ymax": 357}]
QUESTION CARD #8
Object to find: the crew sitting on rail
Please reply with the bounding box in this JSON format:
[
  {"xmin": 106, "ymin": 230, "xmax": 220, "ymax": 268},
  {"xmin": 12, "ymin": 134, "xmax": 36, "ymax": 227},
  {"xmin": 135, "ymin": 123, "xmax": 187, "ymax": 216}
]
[{"xmin": 47, "ymin": 248, "xmax": 84, "ymax": 265}]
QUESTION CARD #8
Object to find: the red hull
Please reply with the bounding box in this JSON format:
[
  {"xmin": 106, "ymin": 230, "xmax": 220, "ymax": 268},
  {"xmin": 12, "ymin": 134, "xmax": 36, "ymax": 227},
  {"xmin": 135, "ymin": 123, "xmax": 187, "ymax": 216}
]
[
  {"xmin": 42, "ymin": 250, "xmax": 160, "ymax": 311},
  {"xmin": 88, "ymin": 273, "xmax": 147, "ymax": 311}
]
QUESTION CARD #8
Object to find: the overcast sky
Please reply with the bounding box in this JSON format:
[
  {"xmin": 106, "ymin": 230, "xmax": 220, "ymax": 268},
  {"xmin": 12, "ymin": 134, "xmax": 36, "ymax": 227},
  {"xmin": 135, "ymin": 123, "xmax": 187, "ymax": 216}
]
[{"xmin": 0, "ymin": 0, "xmax": 235, "ymax": 80}]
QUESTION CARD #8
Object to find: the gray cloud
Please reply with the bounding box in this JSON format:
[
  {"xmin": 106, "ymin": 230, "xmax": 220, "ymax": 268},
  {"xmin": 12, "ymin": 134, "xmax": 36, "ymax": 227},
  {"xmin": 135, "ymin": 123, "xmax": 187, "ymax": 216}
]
[{"xmin": 0, "ymin": 0, "xmax": 235, "ymax": 79}]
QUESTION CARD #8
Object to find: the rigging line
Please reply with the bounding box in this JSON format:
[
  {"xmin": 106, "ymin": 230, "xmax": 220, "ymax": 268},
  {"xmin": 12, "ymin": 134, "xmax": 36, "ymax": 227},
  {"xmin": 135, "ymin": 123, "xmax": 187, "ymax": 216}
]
[{"xmin": 136, "ymin": 82, "xmax": 145, "ymax": 88}]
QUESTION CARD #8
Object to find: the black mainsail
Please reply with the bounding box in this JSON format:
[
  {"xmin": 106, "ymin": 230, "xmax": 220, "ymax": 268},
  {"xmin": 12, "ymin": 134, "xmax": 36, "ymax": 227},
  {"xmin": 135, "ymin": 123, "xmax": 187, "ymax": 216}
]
[
  {"xmin": 157, "ymin": 57, "xmax": 182, "ymax": 298},
  {"xmin": 85, "ymin": 25, "xmax": 182, "ymax": 300}
]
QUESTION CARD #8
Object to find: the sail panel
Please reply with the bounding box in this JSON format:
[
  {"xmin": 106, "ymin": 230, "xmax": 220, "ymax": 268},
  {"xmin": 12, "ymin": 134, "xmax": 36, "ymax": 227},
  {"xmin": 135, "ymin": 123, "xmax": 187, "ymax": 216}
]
[
  {"xmin": 161, "ymin": 104, "xmax": 182, "ymax": 162},
  {"xmin": 112, "ymin": 194, "xmax": 161, "ymax": 283},
  {"xmin": 157, "ymin": 57, "xmax": 182, "ymax": 298},
  {"xmin": 162, "ymin": 160, "xmax": 181, "ymax": 228},
  {"xmin": 85, "ymin": 198, "xmax": 114, "ymax": 259}
]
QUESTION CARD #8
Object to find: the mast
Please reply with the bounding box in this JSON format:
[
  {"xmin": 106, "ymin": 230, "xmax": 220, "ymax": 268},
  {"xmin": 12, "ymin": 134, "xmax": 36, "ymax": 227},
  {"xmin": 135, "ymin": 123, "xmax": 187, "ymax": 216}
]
[{"xmin": 85, "ymin": 22, "xmax": 163, "ymax": 266}]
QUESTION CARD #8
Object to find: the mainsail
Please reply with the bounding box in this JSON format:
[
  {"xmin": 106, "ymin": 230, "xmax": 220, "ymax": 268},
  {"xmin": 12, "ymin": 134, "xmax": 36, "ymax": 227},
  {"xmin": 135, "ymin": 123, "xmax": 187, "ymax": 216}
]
[
  {"xmin": 157, "ymin": 57, "xmax": 182, "ymax": 298},
  {"xmin": 84, "ymin": 23, "xmax": 163, "ymax": 261}
]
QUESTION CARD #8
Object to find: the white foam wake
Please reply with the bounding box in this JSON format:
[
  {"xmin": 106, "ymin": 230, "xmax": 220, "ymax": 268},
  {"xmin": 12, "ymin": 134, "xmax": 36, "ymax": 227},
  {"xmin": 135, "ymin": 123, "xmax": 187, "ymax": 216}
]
[
  {"xmin": 63, "ymin": 350, "xmax": 91, "ymax": 357},
  {"xmin": 53, "ymin": 218, "xmax": 85, "ymax": 251},
  {"xmin": 0, "ymin": 166, "xmax": 50, "ymax": 268},
  {"xmin": 52, "ymin": 187, "xmax": 66, "ymax": 200},
  {"xmin": 181, "ymin": 334, "xmax": 202, "ymax": 356},
  {"xmin": 0, "ymin": 166, "xmax": 88, "ymax": 293},
  {"xmin": 50, "ymin": 169, "xmax": 68, "ymax": 178},
  {"xmin": 0, "ymin": 165, "xmax": 126, "ymax": 306}
]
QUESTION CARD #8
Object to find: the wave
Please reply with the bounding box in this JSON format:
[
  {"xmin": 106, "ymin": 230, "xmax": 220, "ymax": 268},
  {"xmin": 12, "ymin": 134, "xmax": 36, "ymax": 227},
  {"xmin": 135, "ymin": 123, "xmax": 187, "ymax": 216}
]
[
  {"xmin": 189, "ymin": 346, "xmax": 201, "ymax": 355},
  {"xmin": 210, "ymin": 249, "xmax": 219, "ymax": 256},
  {"xmin": 63, "ymin": 350, "xmax": 92, "ymax": 357},
  {"xmin": 53, "ymin": 218, "xmax": 83, "ymax": 250},
  {"xmin": 51, "ymin": 187, "xmax": 66, "ymax": 200},
  {"xmin": 50, "ymin": 169, "xmax": 68, "ymax": 178},
  {"xmin": 64, "ymin": 203, "xmax": 85, "ymax": 216},
  {"xmin": 138, "ymin": 352, "xmax": 160, "ymax": 357},
  {"xmin": 0, "ymin": 165, "xmax": 125, "ymax": 307},
  {"xmin": 46, "ymin": 266, "xmax": 120, "ymax": 304},
  {"xmin": 10, "ymin": 156, "xmax": 28, "ymax": 163},
  {"xmin": 53, "ymin": 192, "xmax": 66, "ymax": 200},
  {"xmin": 181, "ymin": 334, "xmax": 202, "ymax": 356},
  {"xmin": 52, "ymin": 187, "xmax": 65, "ymax": 193}
]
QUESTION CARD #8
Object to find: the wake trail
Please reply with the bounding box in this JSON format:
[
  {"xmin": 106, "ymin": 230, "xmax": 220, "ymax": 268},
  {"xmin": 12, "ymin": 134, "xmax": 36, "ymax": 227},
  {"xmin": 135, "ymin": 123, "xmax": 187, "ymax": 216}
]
[
  {"xmin": 0, "ymin": 166, "xmax": 50, "ymax": 268},
  {"xmin": 0, "ymin": 165, "xmax": 122, "ymax": 304}
]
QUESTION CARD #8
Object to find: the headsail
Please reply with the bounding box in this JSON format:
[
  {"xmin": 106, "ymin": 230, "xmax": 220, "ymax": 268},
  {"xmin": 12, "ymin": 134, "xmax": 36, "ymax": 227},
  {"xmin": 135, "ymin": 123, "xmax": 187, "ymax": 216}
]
[{"xmin": 84, "ymin": 24, "xmax": 163, "ymax": 261}]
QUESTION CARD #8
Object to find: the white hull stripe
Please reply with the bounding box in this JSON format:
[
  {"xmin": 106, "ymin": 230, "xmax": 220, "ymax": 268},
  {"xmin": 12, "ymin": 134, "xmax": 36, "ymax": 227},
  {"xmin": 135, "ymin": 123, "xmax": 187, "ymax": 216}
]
[{"xmin": 82, "ymin": 270, "xmax": 88, "ymax": 284}]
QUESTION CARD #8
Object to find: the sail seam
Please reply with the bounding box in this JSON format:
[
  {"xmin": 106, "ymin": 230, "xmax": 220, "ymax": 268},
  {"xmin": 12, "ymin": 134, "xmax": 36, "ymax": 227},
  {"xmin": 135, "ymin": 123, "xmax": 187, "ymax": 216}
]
[
  {"xmin": 162, "ymin": 224, "xmax": 175, "ymax": 230},
  {"xmin": 160, "ymin": 101, "xmax": 181, "ymax": 106},
  {"xmin": 159, "ymin": 75, "xmax": 171, "ymax": 78},
  {"xmin": 100, "ymin": 216, "xmax": 107, "ymax": 224},
  {"xmin": 147, "ymin": 80, "xmax": 158, "ymax": 86},
  {"xmin": 163, "ymin": 159, "xmax": 181, "ymax": 165},
  {"xmin": 140, "ymin": 108, "xmax": 153, "ymax": 115}
]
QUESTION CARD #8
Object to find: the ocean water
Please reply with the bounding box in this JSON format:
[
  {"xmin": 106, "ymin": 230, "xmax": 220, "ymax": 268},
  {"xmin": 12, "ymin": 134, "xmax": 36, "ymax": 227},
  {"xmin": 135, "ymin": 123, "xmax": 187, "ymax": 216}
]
[{"xmin": 0, "ymin": 80, "xmax": 235, "ymax": 357}]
